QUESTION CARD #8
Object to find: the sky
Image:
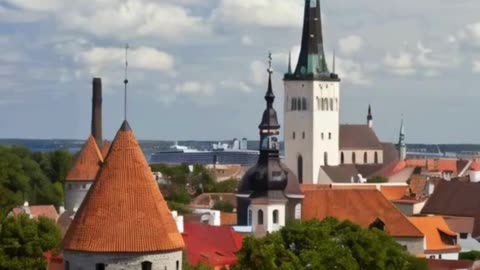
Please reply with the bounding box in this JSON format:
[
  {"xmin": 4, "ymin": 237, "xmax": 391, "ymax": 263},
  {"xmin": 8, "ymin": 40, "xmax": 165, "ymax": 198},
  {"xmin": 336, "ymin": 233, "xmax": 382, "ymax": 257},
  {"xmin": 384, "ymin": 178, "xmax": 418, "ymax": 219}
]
[{"xmin": 1, "ymin": 0, "xmax": 480, "ymax": 143}]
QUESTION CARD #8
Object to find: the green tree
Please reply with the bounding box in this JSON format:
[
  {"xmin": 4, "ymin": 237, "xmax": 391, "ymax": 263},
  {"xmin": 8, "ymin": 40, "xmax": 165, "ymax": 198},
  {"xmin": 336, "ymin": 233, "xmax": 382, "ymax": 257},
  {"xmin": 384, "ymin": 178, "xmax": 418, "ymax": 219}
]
[
  {"xmin": 0, "ymin": 215, "xmax": 62, "ymax": 270},
  {"xmin": 212, "ymin": 201, "xmax": 234, "ymax": 213},
  {"xmin": 367, "ymin": 176, "xmax": 389, "ymax": 183},
  {"xmin": 460, "ymin": 250, "xmax": 480, "ymax": 261},
  {"xmin": 211, "ymin": 178, "xmax": 239, "ymax": 193},
  {"xmin": 235, "ymin": 219, "xmax": 428, "ymax": 270}
]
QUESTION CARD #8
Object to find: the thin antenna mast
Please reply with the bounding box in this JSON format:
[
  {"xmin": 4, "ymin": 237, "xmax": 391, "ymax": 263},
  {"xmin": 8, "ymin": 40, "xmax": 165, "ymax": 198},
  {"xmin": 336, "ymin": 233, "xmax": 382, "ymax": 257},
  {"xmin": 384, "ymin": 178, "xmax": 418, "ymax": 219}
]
[{"xmin": 124, "ymin": 44, "xmax": 129, "ymax": 121}]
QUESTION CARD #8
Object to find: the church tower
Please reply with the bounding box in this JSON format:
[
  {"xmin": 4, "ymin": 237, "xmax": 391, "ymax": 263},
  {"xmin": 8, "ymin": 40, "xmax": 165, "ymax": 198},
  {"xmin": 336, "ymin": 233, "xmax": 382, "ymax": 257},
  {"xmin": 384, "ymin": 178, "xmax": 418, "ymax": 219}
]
[
  {"xmin": 367, "ymin": 105, "xmax": 373, "ymax": 128},
  {"xmin": 284, "ymin": 0, "xmax": 340, "ymax": 184},
  {"xmin": 398, "ymin": 119, "xmax": 406, "ymax": 160},
  {"xmin": 237, "ymin": 54, "xmax": 303, "ymax": 238}
]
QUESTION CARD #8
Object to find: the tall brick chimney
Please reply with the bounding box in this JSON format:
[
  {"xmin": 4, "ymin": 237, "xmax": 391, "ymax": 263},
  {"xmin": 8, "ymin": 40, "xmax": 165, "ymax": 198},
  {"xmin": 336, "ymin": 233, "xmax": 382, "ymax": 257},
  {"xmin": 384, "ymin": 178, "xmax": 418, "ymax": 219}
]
[{"xmin": 91, "ymin": 78, "xmax": 102, "ymax": 148}]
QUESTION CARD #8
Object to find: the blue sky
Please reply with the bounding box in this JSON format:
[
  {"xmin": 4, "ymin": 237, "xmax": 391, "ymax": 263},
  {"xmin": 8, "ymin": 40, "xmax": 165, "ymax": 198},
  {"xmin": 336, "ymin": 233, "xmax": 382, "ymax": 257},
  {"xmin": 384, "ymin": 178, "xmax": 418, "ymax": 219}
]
[{"xmin": 1, "ymin": 0, "xmax": 480, "ymax": 143}]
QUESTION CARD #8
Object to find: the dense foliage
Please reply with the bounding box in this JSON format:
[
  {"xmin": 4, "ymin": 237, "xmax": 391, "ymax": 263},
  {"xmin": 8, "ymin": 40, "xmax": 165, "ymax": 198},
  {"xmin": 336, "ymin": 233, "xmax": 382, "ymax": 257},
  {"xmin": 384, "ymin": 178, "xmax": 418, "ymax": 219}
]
[
  {"xmin": 0, "ymin": 214, "xmax": 62, "ymax": 270},
  {"xmin": 367, "ymin": 176, "xmax": 389, "ymax": 183},
  {"xmin": 460, "ymin": 250, "xmax": 480, "ymax": 261},
  {"xmin": 212, "ymin": 200, "xmax": 235, "ymax": 213},
  {"xmin": 0, "ymin": 146, "xmax": 73, "ymax": 218},
  {"xmin": 235, "ymin": 218, "xmax": 428, "ymax": 270}
]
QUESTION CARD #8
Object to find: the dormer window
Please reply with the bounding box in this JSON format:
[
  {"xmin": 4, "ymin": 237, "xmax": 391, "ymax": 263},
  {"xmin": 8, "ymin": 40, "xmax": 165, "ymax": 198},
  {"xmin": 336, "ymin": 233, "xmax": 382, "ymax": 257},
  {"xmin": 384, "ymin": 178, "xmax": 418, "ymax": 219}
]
[{"xmin": 369, "ymin": 218, "xmax": 385, "ymax": 231}]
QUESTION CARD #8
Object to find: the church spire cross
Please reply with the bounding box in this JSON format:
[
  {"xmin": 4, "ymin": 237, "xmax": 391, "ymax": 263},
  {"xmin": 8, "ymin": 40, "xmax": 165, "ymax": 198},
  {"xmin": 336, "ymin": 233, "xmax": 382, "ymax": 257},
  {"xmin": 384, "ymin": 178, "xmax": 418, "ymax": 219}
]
[{"xmin": 123, "ymin": 44, "xmax": 129, "ymax": 122}]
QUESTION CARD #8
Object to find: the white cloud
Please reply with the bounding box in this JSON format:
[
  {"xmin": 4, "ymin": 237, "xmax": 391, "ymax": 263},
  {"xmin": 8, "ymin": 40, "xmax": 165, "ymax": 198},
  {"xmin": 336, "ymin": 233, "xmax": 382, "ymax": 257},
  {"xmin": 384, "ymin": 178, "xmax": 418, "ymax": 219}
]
[
  {"xmin": 211, "ymin": 0, "xmax": 302, "ymax": 28},
  {"xmin": 175, "ymin": 81, "xmax": 215, "ymax": 96},
  {"xmin": 473, "ymin": 60, "xmax": 480, "ymax": 73},
  {"xmin": 334, "ymin": 57, "xmax": 370, "ymax": 85},
  {"xmin": 4, "ymin": 0, "xmax": 62, "ymax": 11},
  {"xmin": 219, "ymin": 80, "xmax": 252, "ymax": 93},
  {"xmin": 338, "ymin": 35, "xmax": 364, "ymax": 55},
  {"xmin": 383, "ymin": 51, "xmax": 416, "ymax": 75},
  {"xmin": 77, "ymin": 46, "xmax": 175, "ymax": 74}
]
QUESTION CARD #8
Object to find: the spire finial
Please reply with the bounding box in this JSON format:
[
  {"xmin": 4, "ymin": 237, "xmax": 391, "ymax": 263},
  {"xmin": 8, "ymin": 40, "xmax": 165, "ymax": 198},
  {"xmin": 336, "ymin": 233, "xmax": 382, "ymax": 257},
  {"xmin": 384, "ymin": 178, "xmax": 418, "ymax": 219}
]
[
  {"xmin": 267, "ymin": 51, "xmax": 273, "ymax": 74},
  {"xmin": 124, "ymin": 43, "xmax": 129, "ymax": 121}
]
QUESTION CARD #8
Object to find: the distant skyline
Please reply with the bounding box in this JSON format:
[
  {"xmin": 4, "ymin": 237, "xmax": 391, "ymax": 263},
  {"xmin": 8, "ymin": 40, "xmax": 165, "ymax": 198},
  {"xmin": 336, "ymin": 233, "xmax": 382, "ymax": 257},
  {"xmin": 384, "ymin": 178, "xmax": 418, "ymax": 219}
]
[{"xmin": 1, "ymin": 0, "xmax": 480, "ymax": 143}]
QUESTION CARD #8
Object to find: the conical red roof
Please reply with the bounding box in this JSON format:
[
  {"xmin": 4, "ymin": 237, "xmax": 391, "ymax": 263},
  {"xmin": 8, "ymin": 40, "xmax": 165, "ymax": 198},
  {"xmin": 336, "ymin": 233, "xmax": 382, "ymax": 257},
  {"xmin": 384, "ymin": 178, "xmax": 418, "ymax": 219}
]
[
  {"xmin": 63, "ymin": 121, "xmax": 185, "ymax": 253},
  {"xmin": 66, "ymin": 135, "xmax": 103, "ymax": 182}
]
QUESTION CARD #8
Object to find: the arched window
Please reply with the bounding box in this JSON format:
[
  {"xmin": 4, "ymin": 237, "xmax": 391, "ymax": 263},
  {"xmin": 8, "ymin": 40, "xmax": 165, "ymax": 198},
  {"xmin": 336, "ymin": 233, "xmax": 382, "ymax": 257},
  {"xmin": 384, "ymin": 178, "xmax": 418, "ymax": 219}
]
[
  {"xmin": 352, "ymin": 152, "xmax": 356, "ymax": 164},
  {"xmin": 321, "ymin": 133, "xmax": 324, "ymax": 140},
  {"xmin": 297, "ymin": 99, "xmax": 302, "ymax": 111},
  {"xmin": 292, "ymin": 132, "xmax": 296, "ymax": 140},
  {"xmin": 374, "ymin": 152, "xmax": 379, "ymax": 164},
  {"xmin": 273, "ymin": 210, "xmax": 279, "ymax": 224},
  {"xmin": 297, "ymin": 155, "xmax": 303, "ymax": 184},
  {"xmin": 291, "ymin": 98, "xmax": 296, "ymax": 110},
  {"xmin": 341, "ymin": 152, "xmax": 345, "ymax": 164},
  {"xmin": 141, "ymin": 261, "xmax": 152, "ymax": 270},
  {"xmin": 335, "ymin": 98, "xmax": 339, "ymax": 111},
  {"xmin": 302, "ymin": 97, "xmax": 307, "ymax": 110},
  {"xmin": 302, "ymin": 132, "xmax": 305, "ymax": 139},
  {"xmin": 330, "ymin": 98, "xmax": 334, "ymax": 111},
  {"xmin": 258, "ymin": 210, "xmax": 264, "ymax": 225},
  {"xmin": 176, "ymin": 260, "xmax": 180, "ymax": 270},
  {"xmin": 324, "ymin": 152, "xmax": 328, "ymax": 166},
  {"xmin": 294, "ymin": 204, "xmax": 302, "ymax": 219},
  {"xmin": 96, "ymin": 264, "xmax": 105, "ymax": 270},
  {"xmin": 323, "ymin": 98, "xmax": 329, "ymax": 111},
  {"xmin": 65, "ymin": 261, "xmax": 70, "ymax": 270},
  {"xmin": 247, "ymin": 206, "xmax": 252, "ymax": 226},
  {"xmin": 316, "ymin": 97, "xmax": 321, "ymax": 110},
  {"xmin": 364, "ymin": 152, "xmax": 368, "ymax": 164},
  {"xmin": 328, "ymin": 132, "xmax": 332, "ymax": 140}
]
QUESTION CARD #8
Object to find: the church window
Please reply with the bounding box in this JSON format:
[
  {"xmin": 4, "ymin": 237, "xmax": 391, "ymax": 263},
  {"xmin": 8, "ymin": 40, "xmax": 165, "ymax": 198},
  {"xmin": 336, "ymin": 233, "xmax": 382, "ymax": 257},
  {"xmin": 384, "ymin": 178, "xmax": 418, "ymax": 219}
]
[
  {"xmin": 364, "ymin": 152, "xmax": 368, "ymax": 164},
  {"xmin": 273, "ymin": 210, "xmax": 279, "ymax": 224},
  {"xmin": 258, "ymin": 210, "xmax": 264, "ymax": 225},
  {"xmin": 324, "ymin": 152, "xmax": 328, "ymax": 166},
  {"xmin": 96, "ymin": 263, "xmax": 105, "ymax": 270},
  {"xmin": 302, "ymin": 132, "xmax": 305, "ymax": 139},
  {"xmin": 297, "ymin": 99, "xmax": 302, "ymax": 110},
  {"xmin": 176, "ymin": 261, "xmax": 180, "ymax": 270},
  {"xmin": 352, "ymin": 153, "xmax": 356, "ymax": 164},
  {"xmin": 316, "ymin": 97, "xmax": 321, "ymax": 110},
  {"xmin": 247, "ymin": 207, "xmax": 252, "ymax": 225},
  {"xmin": 294, "ymin": 204, "xmax": 302, "ymax": 219},
  {"xmin": 302, "ymin": 97, "xmax": 307, "ymax": 110},
  {"xmin": 293, "ymin": 132, "xmax": 296, "ymax": 139},
  {"xmin": 65, "ymin": 261, "xmax": 70, "ymax": 270},
  {"xmin": 141, "ymin": 261, "xmax": 152, "ymax": 270},
  {"xmin": 330, "ymin": 98, "xmax": 334, "ymax": 111},
  {"xmin": 297, "ymin": 155, "xmax": 303, "ymax": 184},
  {"xmin": 291, "ymin": 98, "xmax": 296, "ymax": 110},
  {"xmin": 374, "ymin": 152, "xmax": 379, "ymax": 164},
  {"xmin": 341, "ymin": 152, "xmax": 345, "ymax": 164},
  {"xmin": 335, "ymin": 98, "xmax": 339, "ymax": 111},
  {"xmin": 321, "ymin": 133, "xmax": 324, "ymax": 140},
  {"xmin": 328, "ymin": 132, "xmax": 332, "ymax": 140},
  {"xmin": 322, "ymin": 98, "xmax": 329, "ymax": 110}
]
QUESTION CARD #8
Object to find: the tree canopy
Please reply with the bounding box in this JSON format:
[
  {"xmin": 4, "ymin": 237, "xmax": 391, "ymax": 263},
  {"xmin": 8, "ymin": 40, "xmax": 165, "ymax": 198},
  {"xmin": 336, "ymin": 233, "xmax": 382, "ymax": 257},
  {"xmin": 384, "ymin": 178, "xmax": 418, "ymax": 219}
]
[
  {"xmin": 0, "ymin": 146, "xmax": 73, "ymax": 218},
  {"xmin": 0, "ymin": 214, "xmax": 62, "ymax": 270},
  {"xmin": 235, "ymin": 218, "xmax": 428, "ymax": 270}
]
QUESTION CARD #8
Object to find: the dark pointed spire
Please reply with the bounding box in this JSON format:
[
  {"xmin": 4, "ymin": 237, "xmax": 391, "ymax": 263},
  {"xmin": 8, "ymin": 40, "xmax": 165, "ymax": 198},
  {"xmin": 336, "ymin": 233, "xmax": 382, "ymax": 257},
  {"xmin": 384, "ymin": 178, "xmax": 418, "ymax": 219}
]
[
  {"xmin": 287, "ymin": 51, "xmax": 292, "ymax": 74},
  {"xmin": 367, "ymin": 105, "xmax": 372, "ymax": 121},
  {"xmin": 285, "ymin": 0, "xmax": 338, "ymax": 81},
  {"xmin": 259, "ymin": 52, "xmax": 280, "ymax": 131}
]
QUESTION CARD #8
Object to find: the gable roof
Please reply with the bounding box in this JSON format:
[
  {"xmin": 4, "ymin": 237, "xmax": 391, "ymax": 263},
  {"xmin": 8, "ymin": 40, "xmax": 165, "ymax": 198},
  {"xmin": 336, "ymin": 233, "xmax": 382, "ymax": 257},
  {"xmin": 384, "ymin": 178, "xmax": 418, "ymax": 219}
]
[
  {"xmin": 183, "ymin": 223, "xmax": 242, "ymax": 268},
  {"xmin": 421, "ymin": 180, "xmax": 480, "ymax": 238},
  {"xmin": 63, "ymin": 121, "xmax": 184, "ymax": 253},
  {"xmin": 11, "ymin": 205, "xmax": 59, "ymax": 221},
  {"xmin": 339, "ymin": 125, "xmax": 382, "ymax": 150},
  {"xmin": 66, "ymin": 135, "xmax": 103, "ymax": 182},
  {"xmin": 409, "ymin": 216, "xmax": 461, "ymax": 253},
  {"xmin": 302, "ymin": 189, "xmax": 423, "ymax": 238}
]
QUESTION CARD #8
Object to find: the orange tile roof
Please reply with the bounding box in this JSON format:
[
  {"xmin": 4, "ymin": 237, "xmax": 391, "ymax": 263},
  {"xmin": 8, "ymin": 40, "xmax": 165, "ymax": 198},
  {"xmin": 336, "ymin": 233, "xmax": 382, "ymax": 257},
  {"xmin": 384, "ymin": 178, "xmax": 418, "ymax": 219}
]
[
  {"xmin": 302, "ymin": 189, "xmax": 423, "ymax": 238},
  {"xmin": 408, "ymin": 216, "xmax": 461, "ymax": 253},
  {"xmin": 220, "ymin": 212, "xmax": 237, "ymax": 226},
  {"xmin": 63, "ymin": 121, "xmax": 185, "ymax": 253},
  {"xmin": 380, "ymin": 186, "xmax": 408, "ymax": 201},
  {"xmin": 11, "ymin": 205, "xmax": 59, "ymax": 220},
  {"xmin": 470, "ymin": 161, "xmax": 480, "ymax": 171},
  {"xmin": 65, "ymin": 135, "xmax": 103, "ymax": 182}
]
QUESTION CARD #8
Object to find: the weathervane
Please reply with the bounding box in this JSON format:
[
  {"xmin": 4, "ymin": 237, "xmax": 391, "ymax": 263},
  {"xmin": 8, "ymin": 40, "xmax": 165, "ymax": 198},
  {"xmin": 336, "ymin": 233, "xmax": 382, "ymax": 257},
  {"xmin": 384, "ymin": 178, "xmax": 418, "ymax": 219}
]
[
  {"xmin": 124, "ymin": 44, "xmax": 129, "ymax": 121},
  {"xmin": 267, "ymin": 51, "xmax": 273, "ymax": 74}
]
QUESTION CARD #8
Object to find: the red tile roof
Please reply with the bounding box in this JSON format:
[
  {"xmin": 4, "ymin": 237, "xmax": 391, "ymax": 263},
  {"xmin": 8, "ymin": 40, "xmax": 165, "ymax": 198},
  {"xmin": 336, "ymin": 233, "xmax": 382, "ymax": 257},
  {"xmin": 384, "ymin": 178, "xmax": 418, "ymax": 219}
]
[
  {"xmin": 101, "ymin": 142, "xmax": 111, "ymax": 159},
  {"xmin": 183, "ymin": 223, "xmax": 242, "ymax": 268},
  {"xmin": 11, "ymin": 205, "xmax": 59, "ymax": 220},
  {"xmin": 426, "ymin": 259, "xmax": 474, "ymax": 270},
  {"xmin": 44, "ymin": 252, "xmax": 63, "ymax": 270},
  {"xmin": 409, "ymin": 216, "xmax": 461, "ymax": 253},
  {"xmin": 220, "ymin": 212, "xmax": 237, "ymax": 226},
  {"xmin": 66, "ymin": 135, "xmax": 103, "ymax": 182},
  {"xmin": 380, "ymin": 186, "xmax": 408, "ymax": 201},
  {"xmin": 63, "ymin": 121, "xmax": 184, "ymax": 253},
  {"xmin": 302, "ymin": 189, "xmax": 423, "ymax": 238}
]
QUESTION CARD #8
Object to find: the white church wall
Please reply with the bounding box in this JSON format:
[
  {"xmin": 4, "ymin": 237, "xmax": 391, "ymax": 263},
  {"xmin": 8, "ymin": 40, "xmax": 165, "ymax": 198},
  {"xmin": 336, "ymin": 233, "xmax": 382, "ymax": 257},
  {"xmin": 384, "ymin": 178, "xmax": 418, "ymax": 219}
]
[{"xmin": 64, "ymin": 182, "xmax": 93, "ymax": 212}]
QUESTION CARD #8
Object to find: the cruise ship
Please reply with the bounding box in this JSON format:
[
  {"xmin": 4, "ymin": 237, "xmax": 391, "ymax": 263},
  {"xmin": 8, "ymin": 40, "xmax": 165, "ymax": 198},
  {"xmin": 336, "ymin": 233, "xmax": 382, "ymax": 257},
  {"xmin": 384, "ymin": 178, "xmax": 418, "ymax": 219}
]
[{"xmin": 148, "ymin": 138, "xmax": 260, "ymax": 167}]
